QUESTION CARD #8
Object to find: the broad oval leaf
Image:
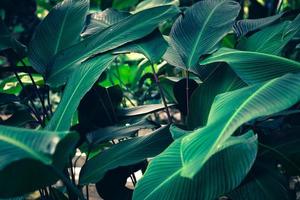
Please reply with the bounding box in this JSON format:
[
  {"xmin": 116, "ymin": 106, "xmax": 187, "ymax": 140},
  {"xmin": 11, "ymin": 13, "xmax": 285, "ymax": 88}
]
[
  {"xmin": 46, "ymin": 53, "xmax": 116, "ymax": 131},
  {"xmin": 133, "ymin": 73, "xmax": 300, "ymax": 199},
  {"xmin": 117, "ymin": 103, "xmax": 175, "ymax": 117},
  {"xmin": 81, "ymin": 9, "xmax": 131, "ymax": 38},
  {"xmin": 133, "ymin": 131, "xmax": 257, "ymax": 200},
  {"xmin": 233, "ymin": 13, "xmax": 283, "ymax": 37},
  {"xmin": 113, "ymin": 29, "xmax": 168, "ymax": 63},
  {"xmin": 0, "ymin": 125, "xmax": 78, "ymax": 197},
  {"xmin": 200, "ymin": 48, "xmax": 300, "ymax": 84},
  {"xmin": 46, "ymin": 5, "xmax": 180, "ymax": 87},
  {"xmin": 187, "ymin": 65, "xmax": 245, "ymax": 129},
  {"xmin": 169, "ymin": 0, "xmax": 240, "ymax": 68},
  {"xmin": 237, "ymin": 14, "xmax": 300, "ymax": 55},
  {"xmin": 28, "ymin": 0, "xmax": 89, "ymax": 74},
  {"xmin": 79, "ymin": 125, "xmax": 172, "ymax": 184}
]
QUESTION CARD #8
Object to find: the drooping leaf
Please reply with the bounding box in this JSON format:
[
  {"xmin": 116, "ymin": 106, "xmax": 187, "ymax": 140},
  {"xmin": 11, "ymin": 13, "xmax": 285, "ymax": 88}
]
[
  {"xmin": 0, "ymin": 125, "xmax": 78, "ymax": 197},
  {"xmin": 233, "ymin": 13, "xmax": 283, "ymax": 37},
  {"xmin": 28, "ymin": 0, "xmax": 89, "ymax": 74},
  {"xmin": 79, "ymin": 125, "xmax": 172, "ymax": 184},
  {"xmin": 169, "ymin": 0, "xmax": 240, "ymax": 68},
  {"xmin": 133, "ymin": 131, "xmax": 258, "ymax": 200},
  {"xmin": 134, "ymin": 0, "xmax": 179, "ymax": 13},
  {"xmin": 133, "ymin": 72, "xmax": 300, "ymax": 199},
  {"xmin": 81, "ymin": 9, "xmax": 131, "ymax": 37},
  {"xmin": 117, "ymin": 103, "xmax": 175, "ymax": 117},
  {"xmin": 200, "ymin": 48, "xmax": 300, "ymax": 84},
  {"xmin": 47, "ymin": 5, "xmax": 180, "ymax": 87},
  {"xmin": 187, "ymin": 65, "xmax": 245, "ymax": 129},
  {"xmin": 113, "ymin": 29, "xmax": 168, "ymax": 63},
  {"xmin": 237, "ymin": 14, "xmax": 300, "ymax": 55},
  {"xmin": 86, "ymin": 118, "xmax": 157, "ymax": 146},
  {"xmin": 46, "ymin": 53, "xmax": 116, "ymax": 131}
]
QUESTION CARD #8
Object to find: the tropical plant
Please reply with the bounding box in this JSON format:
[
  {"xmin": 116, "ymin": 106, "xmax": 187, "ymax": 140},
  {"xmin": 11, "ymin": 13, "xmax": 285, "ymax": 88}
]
[{"xmin": 0, "ymin": 0, "xmax": 300, "ymax": 199}]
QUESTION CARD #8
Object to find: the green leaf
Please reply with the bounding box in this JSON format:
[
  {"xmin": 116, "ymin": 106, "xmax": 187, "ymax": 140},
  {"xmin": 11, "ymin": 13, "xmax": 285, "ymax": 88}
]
[
  {"xmin": 133, "ymin": 72, "xmax": 300, "ymax": 199},
  {"xmin": 187, "ymin": 65, "xmax": 245, "ymax": 129},
  {"xmin": 117, "ymin": 103, "xmax": 175, "ymax": 117},
  {"xmin": 169, "ymin": 0, "xmax": 240, "ymax": 68},
  {"xmin": 28, "ymin": 0, "xmax": 89, "ymax": 75},
  {"xmin": 113, "ymin": 29, "xmax": 168, "ymax": 63},
  {"xmin": 79, "ymin": 125, "xmax": 172, "ymax": 184},
  {"xmin": 169, "ymin": 124, "xmax": 192, "ymax": 139},
  {"xmin": 134, "ymin": 0, "xmax": 179, "ymax": 13},
  {"xmin": 47, "ymin": 5, "xmax": 180, "ymax": 87},
  {"xmin": 233, "ymin": 13, "xmax": 283, "ymax": 37},
  {"xmin": 82, "ymin": 9, "xmax": 131, "ymax": 38},
  {"xmin": 133, "ymin": 131, "xmax": 258, "ymax": 200},
  {"xmin": 237, "ymin": 14, "xmax": 300, "ymax": 55},
  {"xmin": 46, "ymin": 53, "xmax": 116, "ymax": 131},
  {"xmin": 227, "ymin": 162, "xmax": 293, "ymax": 200},
  {"xmin": 86, "ymin": 118, "xmax": 157, "ymax": 146},
  {"xmin": 200, "ymin": 48, "xmax": 300, "ymax": 84},
  {"xmin": 0, "ymin": 125, "xmax": 78, "ymax": 197}
]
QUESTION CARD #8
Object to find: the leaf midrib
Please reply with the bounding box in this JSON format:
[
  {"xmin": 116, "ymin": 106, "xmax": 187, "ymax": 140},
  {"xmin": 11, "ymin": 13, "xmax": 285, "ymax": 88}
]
[{"xmin": 187, "ymin": 0, "xmax": 225, "ymax": 67}]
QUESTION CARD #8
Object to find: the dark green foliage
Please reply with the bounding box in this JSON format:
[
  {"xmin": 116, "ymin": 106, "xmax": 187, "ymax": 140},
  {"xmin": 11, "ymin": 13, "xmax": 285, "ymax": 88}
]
[{"xmin": 0, "ymin": 0, "xmax": 300, "ymax": 199}]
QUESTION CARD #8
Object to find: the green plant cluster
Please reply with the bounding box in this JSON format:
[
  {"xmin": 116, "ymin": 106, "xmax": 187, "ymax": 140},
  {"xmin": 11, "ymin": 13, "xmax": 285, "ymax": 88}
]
[{"xmin": 0, "ymin": 0, "xmax": 300, "ymax": 199}]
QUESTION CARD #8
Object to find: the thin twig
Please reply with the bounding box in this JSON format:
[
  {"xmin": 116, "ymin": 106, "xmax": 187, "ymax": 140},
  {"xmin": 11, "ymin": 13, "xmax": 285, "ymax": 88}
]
[
  {"xmin": 150, "ymin": 63, "xmax": 172, "ymax": 123},
  {"xmin": 51, "ymin": 166, "xmax": 85, "ymax": 200},
  {"xmin": 14, "ymin": 71, "xmax": 44, "ymax": 126},
  {"xmin": 13, "ymin": 51, "xmax": 49, "ymax": 120}
]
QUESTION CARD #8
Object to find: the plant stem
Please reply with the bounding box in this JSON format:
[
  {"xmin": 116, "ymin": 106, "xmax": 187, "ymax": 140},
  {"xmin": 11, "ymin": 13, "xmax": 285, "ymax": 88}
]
[
  {"xmin": 51, "ymin": 166, "xmax": 85, "ymax": 200},
  {"xmin": 69, "ymin": 157, "xmax": 76, "ymax": 185},
  {"xmin": 13, "ymin": 50, "xmax": 49, "ymax": 120},
  {"xmin": 46, "ymin": 85, "xmax": 53, "ymax": 115},
  {"xmin": 105, "ymin": 89, "xmax": 118, "ymax": 122},
  {"xmin": 28, "ymin": 72, "xmax": 50, "ymax": 120},
  {"xmin": 13, "ymin": 71, "xmax": 44, "ymax": 126},
  {"xmin": 185, "ymin": 70, "xmax": 189, "ymax": 116},
  {"xmin": 150, "ymin": 63, "xmax": 172, "ymax": 124}
]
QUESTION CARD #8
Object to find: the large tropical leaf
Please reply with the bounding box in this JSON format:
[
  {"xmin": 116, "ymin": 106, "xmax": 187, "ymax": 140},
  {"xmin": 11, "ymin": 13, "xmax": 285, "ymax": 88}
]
[
  {"xmin": 113, "ymin": 29, "xmax": 168, "ymax": 63},
  {"xmin": 237, "ymin": 14, "xmax": 300, "ymax": 55},
  {"xmin": 200, "ymin": 48, "xmax": 300, "ymax": 84},
  {"xmin": 187, "ymin": 65, "xmax": 245, "ymax": 129},
  {"xmin": 28, "ymin": 0, "xmax": 89, "ymax": 74},
  {"xmin": 46, "ymin": 53, "xmax": 116, "ymax": 131},
  {"xmin": 79, "ymin": 125, "xmax": 172, "ymax": 184},
  {"xmin": 46, "ymin": 5, "xmax": 180, "ymax": 87},
  {"xmin": 81, "ymin": 9, "xmax": 131, "ymax": 38},
  {"xmin": 233, "ymin": 13, "xmax": 283, "ymax": 37},
  {"xmin": 133, "ymin": 72, "xmax": 300, "ymax": 199},
  {"xmin": 168, "ymin": 0, "xmax": 240, "ymax": 68},
  {"xmin": 117, "ymin": 103, "xmax": 175, "ymax": 117},
  {"xmin": 133, "ymin": 131, "xmax": 258, "ymax": 200},
  {"xmin": 86, "ymin": 118, "xmax": 157, "ymax": 146},
  {"xmin": 0, "ymin": 125, "xmax": 78, "ymax": 197}
]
